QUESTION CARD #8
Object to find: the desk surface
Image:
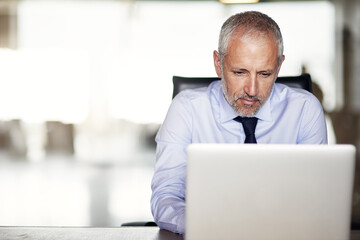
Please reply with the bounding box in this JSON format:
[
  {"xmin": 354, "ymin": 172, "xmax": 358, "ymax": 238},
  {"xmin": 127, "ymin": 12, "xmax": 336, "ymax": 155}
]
[
  {"xmin": 1, "ymin": 227, "xmax": 360, "ymax": 240},
  {"xmin": 0, "ymin": 227, "xmax": 183, "ymax": 240}
]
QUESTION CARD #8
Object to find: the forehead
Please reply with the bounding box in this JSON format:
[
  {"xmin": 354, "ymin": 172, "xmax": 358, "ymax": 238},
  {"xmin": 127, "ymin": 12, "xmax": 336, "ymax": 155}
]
[
  {"xmin": 231, "ymin": 24, "xmax": 276, "ymax": 42},
  {"xmin": 230, "ymin": 26, "xmax": 278, "ymax": 49},
  {"xmin": 225, "ymin": 29, "xmax": 279, "ymax": 68}
]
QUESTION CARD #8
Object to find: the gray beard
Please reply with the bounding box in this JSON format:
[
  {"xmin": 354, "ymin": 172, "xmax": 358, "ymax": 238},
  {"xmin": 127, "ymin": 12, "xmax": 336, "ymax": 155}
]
[{"xmin": 221, "ymin": 79, "xmax": 273, "ymax": 117}]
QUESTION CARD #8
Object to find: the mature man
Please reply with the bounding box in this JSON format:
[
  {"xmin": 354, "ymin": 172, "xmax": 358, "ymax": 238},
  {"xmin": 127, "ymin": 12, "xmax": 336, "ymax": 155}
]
[{"xmin": 151, "ymin": 11, "xmax": 327, "ymax": 234}]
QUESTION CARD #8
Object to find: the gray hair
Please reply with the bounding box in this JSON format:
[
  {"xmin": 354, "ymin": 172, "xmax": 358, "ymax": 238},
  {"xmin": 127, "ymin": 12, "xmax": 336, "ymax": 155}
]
[{"xmin": 218, "ymin": 11, "xmax": 284, "ymax": 67}]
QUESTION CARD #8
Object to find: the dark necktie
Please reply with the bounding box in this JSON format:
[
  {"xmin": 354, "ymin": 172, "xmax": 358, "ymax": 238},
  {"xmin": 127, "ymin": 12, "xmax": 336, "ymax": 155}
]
[{"xmin": 234, "ymin": 116, "xmax": 258, "ymax": 144}]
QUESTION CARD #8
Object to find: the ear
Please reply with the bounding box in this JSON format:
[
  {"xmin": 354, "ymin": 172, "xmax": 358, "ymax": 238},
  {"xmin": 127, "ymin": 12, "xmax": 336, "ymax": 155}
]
[
  {"xmin": 275, "ymin": 55, "xmax": 285, "ymax": 78},
  {"xmin": 213, "ymin": 50, "xmax": 222, "ymax": 78},
  {"xmin": 280, "ymin": 55, "xmax": 285, "ymax": 68},
  {"xmin": 278, "ymin": 55, "xmax": 285, "ymax": 72}
]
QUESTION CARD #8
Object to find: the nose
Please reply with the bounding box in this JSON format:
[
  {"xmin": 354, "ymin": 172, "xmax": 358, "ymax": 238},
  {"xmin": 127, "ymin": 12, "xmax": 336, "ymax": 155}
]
[{"xmin": 244, "ymin": 75, "xmax": 258, "ymax": 97}]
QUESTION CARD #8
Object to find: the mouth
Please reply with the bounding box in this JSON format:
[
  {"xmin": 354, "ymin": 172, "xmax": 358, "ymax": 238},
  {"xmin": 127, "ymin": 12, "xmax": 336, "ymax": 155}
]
[
  {"xmin": 234, "ymin": 95, "xmax": 260, "ymax": 107},
  {"xmin": 238, "ymin": 97, "xmax": 258, "ymax": 106}
]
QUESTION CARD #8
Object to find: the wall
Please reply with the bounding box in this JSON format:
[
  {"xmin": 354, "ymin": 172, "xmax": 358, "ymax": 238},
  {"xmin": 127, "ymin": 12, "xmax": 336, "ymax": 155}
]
[{"xmin": 332, "ymin": 0, "xmax": 360, "ymax": 226}]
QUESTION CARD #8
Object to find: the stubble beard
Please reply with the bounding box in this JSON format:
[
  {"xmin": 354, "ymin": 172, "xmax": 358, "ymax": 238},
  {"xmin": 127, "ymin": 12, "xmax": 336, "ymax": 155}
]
[{"xmin": 221, "ymin": 79, "xmax": 272, "ymax": 117}]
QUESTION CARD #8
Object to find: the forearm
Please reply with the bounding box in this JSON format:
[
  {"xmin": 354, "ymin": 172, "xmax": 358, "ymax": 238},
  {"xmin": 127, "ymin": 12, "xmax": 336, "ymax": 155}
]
[
  {"xmin": 151, "ymin": 194, "xmax": 185, "ymax": 234},
  {"xmin": 151, "ymin": 142, "xmax": 187, "ymax": 234},
  {"xmin": 151, "ymin": 94, "xmax": 192, "ymax": 234},
  {"xmin": 151, "ymin": 160, "xmax": 187, "ymax": 234}
]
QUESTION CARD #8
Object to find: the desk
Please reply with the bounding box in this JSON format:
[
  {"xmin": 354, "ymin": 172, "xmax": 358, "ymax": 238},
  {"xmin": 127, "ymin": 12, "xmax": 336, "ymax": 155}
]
[
  {"xmin": 1, "ymin": 227, "xmax": 360, "ymax": 240},
  {"xmin": 0, "ymin": 227, "xmax": 182, "ymax": 240}
]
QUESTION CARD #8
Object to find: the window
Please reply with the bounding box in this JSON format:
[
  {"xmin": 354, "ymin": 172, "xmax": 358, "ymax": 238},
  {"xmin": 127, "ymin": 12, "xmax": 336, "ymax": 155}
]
[{"xmin": 0, "ymin": 0, "xmax": 336, "ymax": 124}]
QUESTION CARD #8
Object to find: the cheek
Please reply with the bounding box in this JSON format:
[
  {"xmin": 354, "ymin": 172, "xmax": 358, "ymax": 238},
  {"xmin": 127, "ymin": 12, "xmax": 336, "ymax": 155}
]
[
  {"xmin": 224, "ymin": 77, "xmax": 245, "ymax": 96},
  {"xmin": 258, "ymin": 81, "xmax": 274, "ymax": 98},
  {"xmin": 227, "ymin": 83, "xmax": 243, "ymax": 98}
]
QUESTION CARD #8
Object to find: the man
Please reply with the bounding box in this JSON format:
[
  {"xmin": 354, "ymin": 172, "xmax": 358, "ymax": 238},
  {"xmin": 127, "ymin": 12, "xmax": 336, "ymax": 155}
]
[{"xmin": 151, "ymin": 11, "xmax": 327, "ymax": 234}]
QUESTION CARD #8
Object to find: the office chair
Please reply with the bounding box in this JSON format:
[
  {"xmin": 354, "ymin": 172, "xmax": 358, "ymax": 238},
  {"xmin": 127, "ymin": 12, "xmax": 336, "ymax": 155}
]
[
  {"xmin": 172, "ymin": 73, "xmax": 312, "ymax": 98},
  {"xmin": 122, "ymin": 74, "xmax": 312, "ymax": 228}
]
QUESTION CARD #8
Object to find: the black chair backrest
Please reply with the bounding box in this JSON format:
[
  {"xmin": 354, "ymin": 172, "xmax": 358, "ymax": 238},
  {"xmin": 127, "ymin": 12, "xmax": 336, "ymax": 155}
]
[{"xmin": 172, "ymin": 74, "xmax": 312, "ymax": 99}]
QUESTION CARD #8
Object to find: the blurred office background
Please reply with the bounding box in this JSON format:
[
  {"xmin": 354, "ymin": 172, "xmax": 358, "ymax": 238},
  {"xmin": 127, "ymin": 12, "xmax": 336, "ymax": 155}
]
[{"xmin": 0, "ymin": 0, "xmax": 359, "ymax": 227}]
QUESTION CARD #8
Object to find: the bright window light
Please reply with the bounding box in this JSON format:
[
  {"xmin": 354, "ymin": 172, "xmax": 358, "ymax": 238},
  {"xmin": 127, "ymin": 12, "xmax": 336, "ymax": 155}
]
[{"xmin": 0, "ymin": 0, "xmax": 335, "ymax": 124}]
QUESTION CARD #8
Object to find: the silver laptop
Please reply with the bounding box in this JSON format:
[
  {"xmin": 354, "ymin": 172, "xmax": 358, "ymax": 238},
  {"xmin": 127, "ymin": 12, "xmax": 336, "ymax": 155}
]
[{"xmin": 185, "ymin": 144, "xmax": 356, "ymax": 240}]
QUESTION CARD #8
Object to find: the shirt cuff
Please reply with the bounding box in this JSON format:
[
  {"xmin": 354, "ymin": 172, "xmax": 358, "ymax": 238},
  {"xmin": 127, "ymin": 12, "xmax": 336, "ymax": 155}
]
[{"xmin": 176, "ymin": 209, "xmax": 185, "ymax": 234}]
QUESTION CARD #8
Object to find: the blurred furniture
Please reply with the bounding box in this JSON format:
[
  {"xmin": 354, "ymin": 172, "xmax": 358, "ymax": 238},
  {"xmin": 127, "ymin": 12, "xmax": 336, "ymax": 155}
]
[
  {"xmin": 121, "ymin": 221, "xmax": 157, "ymax": 227},
  {"xmin": 0, "ymin": 119, "xmax": 27, "ymax": 158},
  {"xmin": 172, "ymin": 73, "xmax": 312, "ymax": 98},
  {"xmin": 45, "ymin": 121, "xmax": 74, "ymax": 155}
]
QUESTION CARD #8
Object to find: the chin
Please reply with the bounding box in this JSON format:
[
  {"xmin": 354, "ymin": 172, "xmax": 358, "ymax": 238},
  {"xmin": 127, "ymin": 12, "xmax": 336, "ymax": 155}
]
[
  {"xmin": 236, "ymin": 109, "xmax": 256, "ymax": 117},
  {"xmin": 236, "ymin": 105, "xmax": 259, "ymax": 117},
  {"xmin": 239, "ymin": 112, "xmax": 256, "ymax": 118}
]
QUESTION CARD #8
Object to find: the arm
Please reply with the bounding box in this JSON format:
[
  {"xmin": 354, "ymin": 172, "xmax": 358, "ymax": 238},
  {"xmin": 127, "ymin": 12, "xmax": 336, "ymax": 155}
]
[
  {"xmin": 151, "ymin": 93, "xmax": 192, "ymax": 234},
  {"xmin": 297, "ymin": 94, "xmax": 328, "ymax": 144}
]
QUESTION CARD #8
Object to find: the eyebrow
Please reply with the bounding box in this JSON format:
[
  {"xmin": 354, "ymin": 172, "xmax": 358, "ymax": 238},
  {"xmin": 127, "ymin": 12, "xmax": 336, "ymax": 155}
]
[
  {"xmin": 232, "ymin": 68, "xmax": 248, "ymax": 72},
  {"xmin": 230, "ymin": 67, "xmax": 277, "ymax": 74},
  {"xmin": 257, "ymin": 69, "xmax": 276, "ymax": 74}
]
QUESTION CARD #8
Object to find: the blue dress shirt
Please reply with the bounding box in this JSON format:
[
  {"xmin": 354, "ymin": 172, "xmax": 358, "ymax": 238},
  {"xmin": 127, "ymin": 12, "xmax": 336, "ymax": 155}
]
[{"xmin": 151, "ymin": 80, "xmax": 328, "ymax": 234}]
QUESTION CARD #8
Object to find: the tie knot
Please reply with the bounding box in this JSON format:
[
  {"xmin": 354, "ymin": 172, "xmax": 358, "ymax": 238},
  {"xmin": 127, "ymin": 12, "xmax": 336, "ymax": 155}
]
[{"xmin": 234, "ymin": 116, "xmax": 258, "ymax": 144}]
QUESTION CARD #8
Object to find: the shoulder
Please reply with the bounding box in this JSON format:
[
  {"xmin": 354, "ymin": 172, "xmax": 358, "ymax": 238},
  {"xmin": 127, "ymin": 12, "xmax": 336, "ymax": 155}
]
[
  {"xmin": 172, "ymin": 80, "xmax": 221, "ymax": 106},
  {"xmin": 273, "ymin": 83, "xmax": 321, "ymax": 107},
  {"xmin": 271, "ymin": 83, "xmax": 327, "ymax": 144},
  {"xmin": 157, "ymin": 81, "xmax": 221, "ymax": 143}
]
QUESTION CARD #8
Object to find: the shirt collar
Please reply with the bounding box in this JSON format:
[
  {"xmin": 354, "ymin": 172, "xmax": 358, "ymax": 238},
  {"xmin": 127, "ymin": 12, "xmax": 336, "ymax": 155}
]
[{"xmin": 219, "ymin": 84, "xmax": 274, "ymax": 123}]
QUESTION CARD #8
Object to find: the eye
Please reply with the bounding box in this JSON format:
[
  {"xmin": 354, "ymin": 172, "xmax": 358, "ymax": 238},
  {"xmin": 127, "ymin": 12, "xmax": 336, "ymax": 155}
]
[
  {"xmin": 234, "ymin": 71, "xmax": 245, "ymax": 76},
  {"xmin": 259, "ymin": 72, "xmax": 272, "ymax": 78}
]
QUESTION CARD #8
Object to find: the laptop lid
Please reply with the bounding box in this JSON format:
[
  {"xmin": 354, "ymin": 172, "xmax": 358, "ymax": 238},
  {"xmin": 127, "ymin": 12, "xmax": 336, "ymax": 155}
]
[{"xmin": 185, "ymin": 144, "xmax": 356, "ymax": 240}]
